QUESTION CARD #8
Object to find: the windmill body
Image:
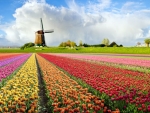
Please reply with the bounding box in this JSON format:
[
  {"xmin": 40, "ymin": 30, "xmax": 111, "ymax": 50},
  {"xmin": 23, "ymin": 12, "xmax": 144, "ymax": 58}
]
[{"xmin": 34, "ymin": 18, "xmax": 54, "ymax": 46}]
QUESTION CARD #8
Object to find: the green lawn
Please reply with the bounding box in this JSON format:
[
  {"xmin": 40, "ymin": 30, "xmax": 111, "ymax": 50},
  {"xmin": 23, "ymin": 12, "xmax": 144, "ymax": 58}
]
[{"xmin": 0, "ymin": 47, "xmax": 150, "ymax": 54}]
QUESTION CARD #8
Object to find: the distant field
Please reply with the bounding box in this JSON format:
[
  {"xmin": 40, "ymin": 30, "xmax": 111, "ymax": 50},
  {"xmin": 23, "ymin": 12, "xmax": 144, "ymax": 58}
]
[{"xmin": 0, "ymin": 47, "xmax": 150, "ymax": 54}]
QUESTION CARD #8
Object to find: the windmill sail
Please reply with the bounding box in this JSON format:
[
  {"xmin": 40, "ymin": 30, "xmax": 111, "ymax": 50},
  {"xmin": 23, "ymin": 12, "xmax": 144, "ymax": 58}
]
[
  {"xmin": 44, "ymin": 29, "xmax": 54, "ymax": 33},
  {"xmin": 40, "ymin": 18, "xmax": 44, "ymax": 31}
]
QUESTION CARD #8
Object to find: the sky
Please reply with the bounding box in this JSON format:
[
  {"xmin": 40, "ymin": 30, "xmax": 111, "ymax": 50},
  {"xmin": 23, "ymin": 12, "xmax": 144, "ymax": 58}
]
[{"xmin": 0, "ymin": 0, "xmax": 150, "ymax": 47}]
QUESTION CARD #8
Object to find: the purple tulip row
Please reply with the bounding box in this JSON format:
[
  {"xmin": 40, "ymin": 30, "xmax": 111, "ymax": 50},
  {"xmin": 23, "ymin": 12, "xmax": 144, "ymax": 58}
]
[
  {"xmin": 53, "ymin": 54, "xmax": 150, "ymax": 68},
  {"xmin": 0, "ymin": 54, "xmax": 29, "ymax": 67},
  {"xmin": 0, "ymin": 54, "xmax": 31, "ymax": 82}
]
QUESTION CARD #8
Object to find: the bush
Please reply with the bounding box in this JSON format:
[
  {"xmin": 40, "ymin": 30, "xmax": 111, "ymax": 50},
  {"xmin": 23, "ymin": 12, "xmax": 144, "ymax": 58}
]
[
  {"xmin": 109, "ymin": 42, "xmax": 118, "ymax": 47},
  {"xmin": 119, "ymin": 44, "xmax": 123, "ymax": 47},
  {"xmin": 82, "ymin": 44, "xmax": 106, "ymax": 47},
  {"xmin": 20, "ymin": 42, "xmax": 35, "ymax": 50},
  {"xmin": 113, "ymin": 44, "xmax": 118, "ymax": 47},
  {"xmin": 20, "ymin": 46, "xmax": 25, "ymax": 50},
  {"xmin": 82, "ymin": 43, "xmax": 89, "ymax": 47}
]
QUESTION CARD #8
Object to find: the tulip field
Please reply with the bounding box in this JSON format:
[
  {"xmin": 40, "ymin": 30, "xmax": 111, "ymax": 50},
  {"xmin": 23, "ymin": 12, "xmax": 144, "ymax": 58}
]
[{"xmin": 0, "ymin": 53, "xmax": 150, "ymax": 113}]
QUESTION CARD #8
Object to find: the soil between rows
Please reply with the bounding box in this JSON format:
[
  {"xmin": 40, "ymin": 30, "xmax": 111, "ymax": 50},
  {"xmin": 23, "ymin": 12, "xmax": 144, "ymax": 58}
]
[{"xmin": 35, "ymin": 57, "xmax": 51, "ymax": 113}]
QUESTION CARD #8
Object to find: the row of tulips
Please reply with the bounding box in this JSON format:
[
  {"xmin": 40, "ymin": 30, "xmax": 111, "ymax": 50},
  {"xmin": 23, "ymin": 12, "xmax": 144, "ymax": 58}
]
[
  {"xmin": 64, "ymin": 56, "xmax": 150, "ymax": 73},
  {"xmin": 39, "ymin": 53, "xmax": 150, "ymax": 112},
  {"xmin": 0, "ymin": 54, "xmax": 29, "ymax": 67},
  {"xmin": 52, "ymin": 54, "xmax": 150, "ymax": 73},
  {"xmin": 36, "ymin": 54, "xmax": 120, "ymax": 113},
  {"xmin": 53, "ymin": 54, "xmax": 150, "ymax": 68},
  {"xmin": 0, "ymin": 54, "xmax": 39, "ymax": 113},
  {"xmin": 0, "ymin": 54, "xmax": 31, "ymax": 82},
  {"xmin": 0, "ymin": 53, "xmax": 22, "ymax": 61}
]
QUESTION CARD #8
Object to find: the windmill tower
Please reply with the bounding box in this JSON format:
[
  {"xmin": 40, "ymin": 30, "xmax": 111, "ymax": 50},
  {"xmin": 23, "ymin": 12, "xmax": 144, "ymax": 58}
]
[{"xmin": 34, "ymin": 18, "xmax": 54, "ymax": 46}]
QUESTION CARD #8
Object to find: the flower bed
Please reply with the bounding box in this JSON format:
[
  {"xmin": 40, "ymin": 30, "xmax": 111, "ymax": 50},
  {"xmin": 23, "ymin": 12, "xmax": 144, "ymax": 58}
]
[
  {"xmin": 0, "ymin": 54, "xmax": 31, "ymax": 82},
  {"xmin": 0, "ymin": 54, "xmax": 29, "ymax": 67},
  {"xmin": 54, "ymin": 54, "xmax": 150, "ymax": 68},
  {"xmin": 39, "ymin": 53, "xmax": 150, "ymax": 112},
  {"xmin": 36, "ymin": 54, "xmax": 120, "ymax": 113},
  {"xmin": 0, "ymin": 54, "xmax": 39, "ymax": 112},
  {"xmin": 0, "ymin": 53, "xmax": 22, "ymax": 61}
]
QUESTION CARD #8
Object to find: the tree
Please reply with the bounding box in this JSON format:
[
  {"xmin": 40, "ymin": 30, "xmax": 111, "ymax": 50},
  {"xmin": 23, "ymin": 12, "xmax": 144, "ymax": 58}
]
[
  {"xmin": 58, "ymin": 40, "xmax": 76, "ymax": 47},
  {"xmin": 101, "ymin": 38, "xmax": 109, "ymax": 46},
  {"xmin": 27, "ymin": 42, "xmax": 35, "ymax": 47},
  {"xmin": 119, "ymin": 44, "xmax": 123, "ymax": 47},
  {"xmin": 137, "ymin": 42, "xmax": 141, "ymax": 46},
  {"xmin": 79, "ymin": 40, "xmax": 83, "ymax": 46},
  {"xmin": 63, "ymin": 42, "xmax": 67, "ymax": 47},
  {"xmin": 71, "ymin": 42, "xmax": 76, "ymax": 47},
  {"xmin": 20, "ymin": 42, "xmax": 34, "ymax": 50},
  {"xmin": 109, "ymin": 41, "xmax": 118, "ymax": 47},
  {"xmin": 144, "ymin": 38, "xmax": 150, "ymax": 47},
  {"xmin": 99, "ymin": 44, "xmax": 106, "ymax": 47},
  {"xmin": 66, "ymin": 40, "xmax": 71, "ymax": 47},
  {"xmin": 59, "ymin": 42, "xmax": 64, "ymax": 47},
  {"xmin": 83, "ymin": 43, "xmax": 89, "ymax": 47}
]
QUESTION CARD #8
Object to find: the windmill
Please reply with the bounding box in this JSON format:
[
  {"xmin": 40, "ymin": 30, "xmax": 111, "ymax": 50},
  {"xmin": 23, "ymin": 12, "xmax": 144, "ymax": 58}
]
[{"xmin": 34, "ymin": 18, "xmax": 54, "ymax": 46}]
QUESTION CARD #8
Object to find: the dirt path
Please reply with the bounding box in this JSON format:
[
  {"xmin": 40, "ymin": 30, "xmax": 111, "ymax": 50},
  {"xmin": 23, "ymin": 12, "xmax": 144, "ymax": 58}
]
[{"xmin": 35, "ymin": 57, "xmax": 52, "ymax": 113}]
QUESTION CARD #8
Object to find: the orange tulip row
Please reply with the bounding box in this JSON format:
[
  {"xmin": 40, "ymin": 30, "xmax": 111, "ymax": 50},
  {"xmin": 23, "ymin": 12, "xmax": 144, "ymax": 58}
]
[{"xmin": 36, "ymin": 54, "xmax": 120, "ymax": 113}]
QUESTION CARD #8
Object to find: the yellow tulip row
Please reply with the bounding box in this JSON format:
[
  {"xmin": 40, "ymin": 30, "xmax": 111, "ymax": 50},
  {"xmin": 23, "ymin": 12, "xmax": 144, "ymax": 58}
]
[{"xmin": 0, "ymin": 54, "xmax": 39, "ymax": 113}]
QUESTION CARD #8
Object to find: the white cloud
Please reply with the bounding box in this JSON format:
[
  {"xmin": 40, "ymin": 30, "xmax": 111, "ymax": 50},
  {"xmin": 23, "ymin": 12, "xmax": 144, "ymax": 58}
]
[
  {"xmin": 87, "ymin": 0, "xmax": 111, "ymax": 13},
  {"xmin": 121, "ymin": 2, "xmax": 144, "ymax": 13},
  {"xmin": 0, "ymin": 0, "xmax": 150, "ymax": 46}
]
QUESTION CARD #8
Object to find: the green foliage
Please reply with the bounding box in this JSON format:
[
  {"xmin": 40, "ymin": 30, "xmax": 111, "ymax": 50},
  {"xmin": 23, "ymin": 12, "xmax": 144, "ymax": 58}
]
[
  {"xmin": 113, "ymin": 45, "xmax": 117, "ymax": 47},
  {"xmin": 70, "ymin": 41, "xmax": 76, "ymax": 47},
  {"xmin": 101, "ymin": 38, "xmax": 109, "ymax": 46},
  {"xmin": 20, "ymin": 46, "xmax": 25, "ymax": 50},
  {"xmin": 20, "ymin": 42, "xmax": 35, "ymax": 50},
  {"xmin": 119, "ymin": 44, "xmax": 123, "ymax": 47},
  {"xmin": 109, "ymin": 41, "xmax": 118, "ymax": 47},
  {"xmin": 59, "ymin": 40, "xmax": 77, "ymax": 47},
  {"xmin": 99, "ymin": 44, "xmax": 106, "ymax": 47},
  {"xmin": 82, "ymin": 43, "xmax": 89, "ymax": 47},
  {"xmin": 79, "ymin": 40, "xmax": 83, "ymax": 46},
  {"xmin": 144, "ymin": 38, "xmax": 150, "ymax": 47},
  {"xmin": 82, "ymin": 43, "xmax": 106, "ymax": 47}
]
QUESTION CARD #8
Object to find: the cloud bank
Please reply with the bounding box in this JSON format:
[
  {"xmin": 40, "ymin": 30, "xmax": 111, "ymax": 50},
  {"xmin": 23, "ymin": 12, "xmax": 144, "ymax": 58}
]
[{"xmin": 1, "ymin": 0, "xmax": 150, "ymax": 46}]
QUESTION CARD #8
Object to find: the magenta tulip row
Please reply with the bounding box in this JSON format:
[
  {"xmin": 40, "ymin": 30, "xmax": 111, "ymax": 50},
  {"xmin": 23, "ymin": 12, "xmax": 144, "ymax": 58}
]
[
  {"xmin": 54, "ymin": 54, "xmax": 150, "ymax": 67},
  {"xmin": 0, "ymin": 54, "xmax": 29, "ymax": 67},
  {"xmin": 0, "ymin": 54, "xmax": 31, "ymax": 82}
]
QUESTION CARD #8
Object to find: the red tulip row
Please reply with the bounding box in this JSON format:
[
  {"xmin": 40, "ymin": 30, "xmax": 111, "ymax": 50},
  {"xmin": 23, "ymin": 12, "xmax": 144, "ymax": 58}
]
[{"xmin": 39, "ymin": 53, "xmax": 150, "ymax": 112}]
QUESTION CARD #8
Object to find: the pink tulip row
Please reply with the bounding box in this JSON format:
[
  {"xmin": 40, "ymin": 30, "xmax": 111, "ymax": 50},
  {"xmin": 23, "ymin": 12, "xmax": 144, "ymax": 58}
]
[
  {"xmin": 53, "ymin": 54, "xmax": 150, "ymax": 67},
  {"xmin": 0, "ymin": 54, "xmax": 31, "ymax": 82}
]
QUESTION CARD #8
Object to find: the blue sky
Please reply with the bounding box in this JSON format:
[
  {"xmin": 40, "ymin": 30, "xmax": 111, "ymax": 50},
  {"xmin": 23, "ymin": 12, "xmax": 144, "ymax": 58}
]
[{"xmin": 0, "ymin": 0, "xmax": 150, "ymax": 46}]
